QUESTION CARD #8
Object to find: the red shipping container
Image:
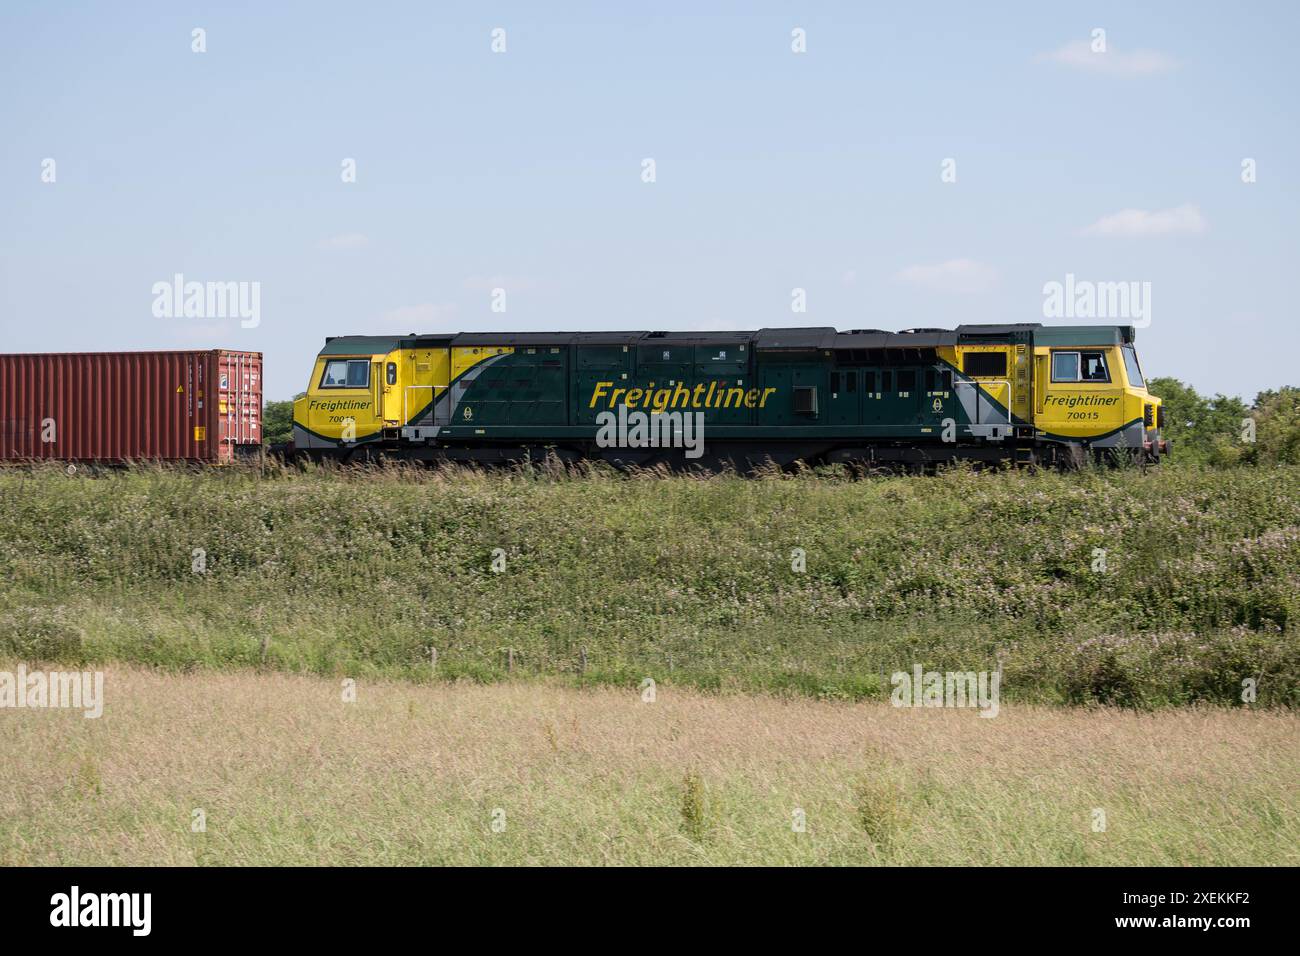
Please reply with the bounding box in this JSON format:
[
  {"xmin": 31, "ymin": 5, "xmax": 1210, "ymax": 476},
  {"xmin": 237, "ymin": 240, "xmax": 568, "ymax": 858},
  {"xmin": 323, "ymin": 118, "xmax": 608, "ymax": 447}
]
[{"xmin": 0, "ymin": 350, "xmax": 262, "ymax": 463}]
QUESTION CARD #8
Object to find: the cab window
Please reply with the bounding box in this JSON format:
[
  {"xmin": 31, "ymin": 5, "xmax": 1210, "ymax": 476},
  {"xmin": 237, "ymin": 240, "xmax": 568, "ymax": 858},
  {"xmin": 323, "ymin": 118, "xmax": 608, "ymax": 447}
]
[
  {"xmin": 1121, "ymin": 346, "xmax": 1145, "ymax": 388},
  {"xmin": 1082, "ymin": 352, "xmax": 1109, "ymax": 382},
  {"xmin": 320, "ymin": 359, "xmax": 370, "ymax": 388},
  {"xmin": 1052, "ymin": 351, "xmax": 1109, "ymax": 383}
]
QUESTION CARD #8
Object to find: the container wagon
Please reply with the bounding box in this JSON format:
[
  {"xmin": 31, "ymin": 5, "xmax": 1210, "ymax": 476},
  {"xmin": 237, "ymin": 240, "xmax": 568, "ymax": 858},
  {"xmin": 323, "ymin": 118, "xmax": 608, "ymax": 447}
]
[{"xmin": 0, "ymin": 350, "xmax": 262, "ymax": 464}]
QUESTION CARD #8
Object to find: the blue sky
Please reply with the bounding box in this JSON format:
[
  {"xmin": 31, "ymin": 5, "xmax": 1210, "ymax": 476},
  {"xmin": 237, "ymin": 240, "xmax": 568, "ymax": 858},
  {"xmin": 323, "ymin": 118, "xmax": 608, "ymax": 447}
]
[{"xmin": 2, "ymin": 1, "xmax": 1296, "ymax": 400}]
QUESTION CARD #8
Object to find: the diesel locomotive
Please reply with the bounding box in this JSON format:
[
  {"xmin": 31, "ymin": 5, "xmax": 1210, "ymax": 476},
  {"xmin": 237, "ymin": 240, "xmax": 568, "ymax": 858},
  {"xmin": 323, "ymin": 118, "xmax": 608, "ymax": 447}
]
[{"xmin": 289, "ymin": 323, "xmax": 1167, "ymax": 469}]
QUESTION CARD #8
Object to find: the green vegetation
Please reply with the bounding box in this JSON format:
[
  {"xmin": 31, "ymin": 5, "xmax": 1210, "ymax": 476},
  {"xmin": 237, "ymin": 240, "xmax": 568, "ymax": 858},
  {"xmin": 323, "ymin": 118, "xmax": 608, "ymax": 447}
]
[
  {"xmin": 261, "ymin": 395, "xmax": 301, "ymax": 446},
  {"xmin": 1148, "ymin": 378, "xmax": 1300, "ymax": 465},
  {"xmin": 1, "ymin": 462, "xmax": 1296, "ymax": 708}
]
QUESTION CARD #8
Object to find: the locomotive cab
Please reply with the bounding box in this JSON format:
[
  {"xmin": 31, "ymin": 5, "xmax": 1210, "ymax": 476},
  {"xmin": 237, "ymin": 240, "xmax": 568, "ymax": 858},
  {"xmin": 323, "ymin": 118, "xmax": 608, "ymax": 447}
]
[
  {"xmin": 292, "ymin": 335, "xmax": 452, "ymax": 453},
  {"xmin": 292, "ymin": 337, "xmax": 398, "ymax": 451},
  {"xmin": 1030, "ymin": 327, "xmax": 1165, "ymax": 461}
]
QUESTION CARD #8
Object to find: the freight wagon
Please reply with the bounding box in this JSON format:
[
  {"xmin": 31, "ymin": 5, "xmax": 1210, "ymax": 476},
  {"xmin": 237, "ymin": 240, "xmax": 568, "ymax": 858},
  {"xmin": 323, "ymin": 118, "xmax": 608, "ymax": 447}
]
[
  {"xmin": 288, "ymin": 324, "xmax": 1167, "ymax": 469},
  {"xmin": 0, "ymin": 350, "xmax": 262, "ymax": 464}
]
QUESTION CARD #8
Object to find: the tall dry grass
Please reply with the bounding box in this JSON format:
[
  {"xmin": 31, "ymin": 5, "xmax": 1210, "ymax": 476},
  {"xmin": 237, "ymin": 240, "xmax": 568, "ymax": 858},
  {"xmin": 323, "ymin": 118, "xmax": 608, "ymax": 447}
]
[{"xmin": 1, "ymin": 665, "xmax": 1294, "ymax": 866}]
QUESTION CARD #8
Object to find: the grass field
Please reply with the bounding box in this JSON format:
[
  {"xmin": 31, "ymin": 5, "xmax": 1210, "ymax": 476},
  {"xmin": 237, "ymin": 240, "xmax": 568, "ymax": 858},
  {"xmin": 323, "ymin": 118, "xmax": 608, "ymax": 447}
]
[
  {"xmin": 1, "ymin": 666, "xmax": 1295, "ymax": 866},
  {"xmin": 2, "ymin": 463, "xmax": 1296, "ymax": 866},
  {"xmin": 0, "ymin": 462, "xmax": 1296, "ymax": 707}
]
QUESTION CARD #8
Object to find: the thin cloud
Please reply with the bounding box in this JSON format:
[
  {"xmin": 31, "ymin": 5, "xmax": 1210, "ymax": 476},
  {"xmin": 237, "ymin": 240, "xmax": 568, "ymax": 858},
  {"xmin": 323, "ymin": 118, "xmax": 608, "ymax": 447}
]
[
  {"xmin": 1036, "ymin": 39, "xmax": 1177, "ymax": 76},
  {"xmin": 318, "ymin": 233, "xmax": 370, "ymax": 251},
  {"xmin": 1081, "ymin": 203, "xmax": 1207, "ymax": 238},
  {"xmin": 897, "ymin": 259, "xmax": 998, "ymax": 294}
]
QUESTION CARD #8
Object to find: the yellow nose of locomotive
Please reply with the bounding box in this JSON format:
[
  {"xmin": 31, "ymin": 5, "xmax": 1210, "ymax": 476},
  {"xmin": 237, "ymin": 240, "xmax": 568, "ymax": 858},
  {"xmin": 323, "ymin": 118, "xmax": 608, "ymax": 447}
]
[{"xmin": 1031, "ymin": 327, "xmax": 1165, "ymax": 462}]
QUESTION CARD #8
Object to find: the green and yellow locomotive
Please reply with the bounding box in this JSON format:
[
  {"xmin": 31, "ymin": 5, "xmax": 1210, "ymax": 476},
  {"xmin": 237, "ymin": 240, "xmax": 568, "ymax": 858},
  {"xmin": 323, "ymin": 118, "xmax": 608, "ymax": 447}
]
[{"xmin": 291, "ymin": 324, "xmax": 1166, "ymax": 468}]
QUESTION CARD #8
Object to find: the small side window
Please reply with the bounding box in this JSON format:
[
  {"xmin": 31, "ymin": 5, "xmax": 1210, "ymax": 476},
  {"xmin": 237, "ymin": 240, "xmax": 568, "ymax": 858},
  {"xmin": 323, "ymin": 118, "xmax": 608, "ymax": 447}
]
[
  {"xmin": 897, "ymin": 370, "xmax": 916, "ymax": 392},
  {"xmin": 846, "ymin": 373, "xmax": 857, "ymax": 393},
  {"xmin": 830, "ymin": 371, "xmax": 841, "ymax": 393},
  {"xmin": 863, "ymin": 370, "xmax": 875, "ymax": 392},
  {"xmin": 925, "ymin": 369, "xmax": 936, "ymax": 392},
  {"xmin": 1051, "ymin": 351, "xmax": 1080, "ymax": 382},
  {"xmin": 386, "ymin": 362, "xmax": 397, "ymax": 386},
  {"xmin": 881, "ymin": 370, "xmax": 892, "ymax": 392}
]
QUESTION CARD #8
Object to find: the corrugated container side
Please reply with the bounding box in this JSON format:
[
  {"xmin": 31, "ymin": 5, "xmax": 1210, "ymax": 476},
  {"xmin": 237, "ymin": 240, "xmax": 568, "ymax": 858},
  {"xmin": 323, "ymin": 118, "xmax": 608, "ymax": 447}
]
[
  {"xmin": 213, "ymin": 350, "xmax": 263, "ymax": 462},
  {"xmin": 0, "ymin": 350, "xmax": 263, "ymax": 463}
]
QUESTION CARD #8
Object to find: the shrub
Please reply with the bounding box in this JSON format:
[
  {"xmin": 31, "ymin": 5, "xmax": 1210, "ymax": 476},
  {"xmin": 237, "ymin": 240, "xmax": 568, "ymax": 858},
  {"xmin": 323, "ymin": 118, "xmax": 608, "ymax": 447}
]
[{"xmin": 0, "ymin": 607, "xmax": 84, "ymax": 663}]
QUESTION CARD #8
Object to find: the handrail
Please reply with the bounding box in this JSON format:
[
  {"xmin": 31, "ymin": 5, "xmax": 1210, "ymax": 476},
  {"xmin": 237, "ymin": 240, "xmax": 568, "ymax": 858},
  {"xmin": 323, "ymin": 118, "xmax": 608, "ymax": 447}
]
[{"xmin": 403, "ymin": 384, "xmax": 446, "ymax": 423}]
